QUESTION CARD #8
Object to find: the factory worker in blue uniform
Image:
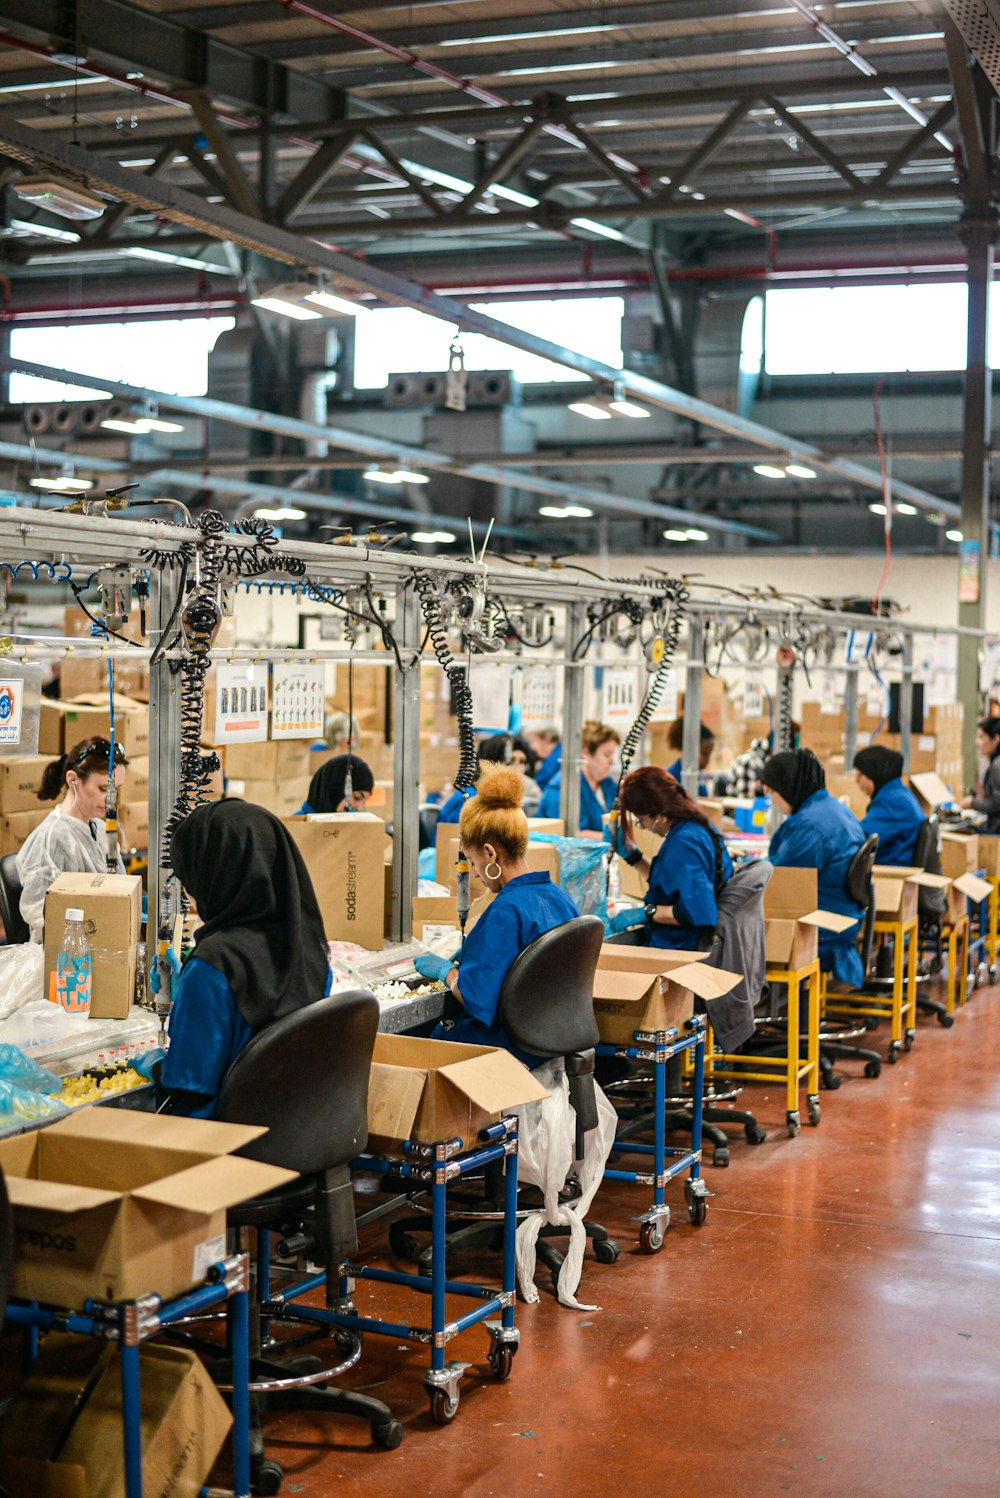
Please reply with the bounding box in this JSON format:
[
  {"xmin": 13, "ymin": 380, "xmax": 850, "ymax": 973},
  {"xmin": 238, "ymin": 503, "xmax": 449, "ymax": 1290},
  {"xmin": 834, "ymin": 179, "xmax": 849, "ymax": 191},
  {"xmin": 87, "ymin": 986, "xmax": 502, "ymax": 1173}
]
[
  {"xmin": 298, "ymin": 753, "xmax": 374, "ymax": 815},
  {"xmin": 537, "ymin": 720, "xmax": 621, "ymax": 838},
  {"xmin": 437, "ymin": 733, "xmax": 514, "ymax": 823},
  {"xmin": 162, "ymin": 801, "xmax": 331, "ymax": 1118},
  {"xmin": 762, "ymin": 749, "xmax": 866, "ymax": 987},
  {"xmin": 665, "ymin": 718, "xmax": 716, "ymax": 798},
  {"xmin": 853, "ymin": 745, "xmax": 924, "ymax": 866},
  {"xmin": 414, "ymin": 765, "xmax": 578, "ymax": 1066},
  {"xmin": 530, "ymin": 727, "xmax": 562, "ymax": 792},
  {"xmin": 610, "ymin": 765, "xmax": 733, "ymax": 949}
]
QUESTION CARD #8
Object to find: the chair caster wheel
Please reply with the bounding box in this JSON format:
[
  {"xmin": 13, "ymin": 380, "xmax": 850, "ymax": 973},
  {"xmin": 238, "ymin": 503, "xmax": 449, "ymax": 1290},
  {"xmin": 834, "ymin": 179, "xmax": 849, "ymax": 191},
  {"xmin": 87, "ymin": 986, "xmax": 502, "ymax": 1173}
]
[
  {"xmin": 389, "ymin": 1226, "xmax": 417, "ymax": 1259},
  {"xmin": 712, "ymin": 1147, "xmax": 730, "ymax": 1167},
  {"xmin": 807, "ymin": 1099, "xmax": 821, "ymax": 1126},
  {"xmin": 820, "ymin": 1070, "xmax": 841, "ymax": 1091},
  {"xmin": 593, "ymin": 1237, "xmax": 621, "ymax": 1265},
  {"xmin": 864, "ymin": 1059, "xmax": 881, "ymax": 1078},
  {"xmin": 990, "ymin": 965, "xmax": 999, "ymax": 985},
  {"xmin": 430, "ymin": 1389, "xmax": 459, "ymax": 1424},
  {"xmin": 373, "ymin": 1420, "xmax": 404, "ymax": 1449},
  {"xmin": 786, "ymin": 1112, "xmax": 800, "ymax": 1138},
  {"xmin": 687, "ymin": 1195, "xmax": 708, "ymax": 1227},
  {"xmin": 887, "ymin": 1041, "xmax": 901, "ymax": 1063},
  {"xmin": 639, "ymin": 1219, "xmax": 665, "ymax": 1253},
  {"xmin": 252, "ymin": 1459, "xmax": 283, "ymax": 1495},
  {"xmin": 938, "ymin": 1010, "xmax": 955, "ymax": 1028},
  {"xmin": 489, "ymin": 1344, "xmax": 515, "ymax": 1380},
  {"xmin": 745, "ymin": 1123, "xmax": 767, "ymax": 1145},
  {"xmin": 904, "ymin": 1029, "xmax": 915, "ymax": 1052}
]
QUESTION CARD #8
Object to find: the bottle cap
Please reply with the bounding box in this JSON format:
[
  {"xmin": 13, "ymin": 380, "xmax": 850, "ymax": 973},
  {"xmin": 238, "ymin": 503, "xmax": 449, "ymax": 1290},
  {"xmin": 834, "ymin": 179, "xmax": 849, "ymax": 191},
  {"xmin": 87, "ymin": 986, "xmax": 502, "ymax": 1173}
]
[{"xmin": 65, "ymin": 908, "xmax": 85, "ymax": 922}]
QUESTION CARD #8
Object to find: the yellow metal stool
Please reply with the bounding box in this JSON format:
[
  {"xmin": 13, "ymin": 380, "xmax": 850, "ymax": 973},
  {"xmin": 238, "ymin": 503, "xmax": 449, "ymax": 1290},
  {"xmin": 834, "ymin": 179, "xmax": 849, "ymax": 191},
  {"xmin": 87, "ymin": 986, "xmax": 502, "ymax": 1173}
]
[
  {"xmin": 711, "ymin": 958, "xmax": 821, "ymax": 1136},
  {"xmin": 940, "ymin": 912, "xmax": 970, "ymax": 1017},
  {"xmin": 823, "ymin": 912, "xmax": 918, "ymax": 1064}
]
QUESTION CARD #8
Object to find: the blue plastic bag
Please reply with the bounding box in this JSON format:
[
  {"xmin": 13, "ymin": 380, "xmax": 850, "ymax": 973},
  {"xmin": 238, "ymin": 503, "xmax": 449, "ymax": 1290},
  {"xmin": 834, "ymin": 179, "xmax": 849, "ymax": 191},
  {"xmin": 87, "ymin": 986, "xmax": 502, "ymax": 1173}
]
[
  {"xmin": 530, "ymin": 835, "xmax": 609, "ymax": 923},
  {"xmin": 0, "ymin": 1078, "xmax": 67, "ymax": 1122},
  {"xmin": 0, "ymin": 1042, "xmax": 61, "ymax": 1094}
]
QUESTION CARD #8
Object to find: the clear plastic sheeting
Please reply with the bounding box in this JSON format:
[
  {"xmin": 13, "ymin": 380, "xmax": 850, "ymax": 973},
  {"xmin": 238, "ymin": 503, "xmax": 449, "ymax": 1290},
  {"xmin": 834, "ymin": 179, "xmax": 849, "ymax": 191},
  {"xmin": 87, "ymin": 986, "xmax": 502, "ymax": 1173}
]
[
  {"xmin": 512, "ymin": 1058, "xmax": 617, "ymax": 1311},
  {"xmin": 0, "ymin": 1041, "xmax": 60, "ymax": 1094},
  {"xmin": 0, "ymin": 944, "xmax": 45, "ymax": 1021},
  {"xmin": 530, "ymin": 835, "xmax": 610, "ymax": 923},
  {"xmin": 0, "ymin": 1078, "xmax": 66, "ymax": 1123}
]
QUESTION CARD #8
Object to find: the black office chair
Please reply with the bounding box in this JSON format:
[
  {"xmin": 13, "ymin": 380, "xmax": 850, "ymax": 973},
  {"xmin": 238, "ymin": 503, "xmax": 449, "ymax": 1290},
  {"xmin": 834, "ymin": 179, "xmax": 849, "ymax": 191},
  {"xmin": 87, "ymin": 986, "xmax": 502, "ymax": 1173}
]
[
  {"xmin": 181, "ymin": 991, "xmax": 402, "ymax": 1493},
  {"xmin": 0, "ymin": 855, "xmax": 29, "ymax": 944},
  {"xmin": 816, "ymin": 833, "xmax": 885, "ymax": 1083},
  {"xmin": 418, "ymin": 803, "xmax": 441, "ymax": 851},
  {"xmin": 389, "ymin": 915, "xmax": 620, "ymax": 1288}
]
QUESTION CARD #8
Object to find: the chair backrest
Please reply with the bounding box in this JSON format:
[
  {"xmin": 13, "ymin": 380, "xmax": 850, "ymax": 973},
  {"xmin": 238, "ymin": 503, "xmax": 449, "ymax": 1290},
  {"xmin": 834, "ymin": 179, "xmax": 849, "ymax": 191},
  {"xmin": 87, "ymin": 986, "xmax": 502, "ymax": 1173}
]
[
  {"xmin": 499, "ymin": 915, "xmax": 603, "ymax": 1058},
  {"xmin": 914, "ymin": 815, "xmax": 947, "ymax": 918},
  {"xmin": 216, "ymin": 989, "xmax": 379, "ymax": 1174},
  {"xmin": 0, "ymin": 855, "xmax": 29, "ymax": 944},
  {"xmin": 846, "ymin": 833, "xmax": 879, "ymax": 970}
]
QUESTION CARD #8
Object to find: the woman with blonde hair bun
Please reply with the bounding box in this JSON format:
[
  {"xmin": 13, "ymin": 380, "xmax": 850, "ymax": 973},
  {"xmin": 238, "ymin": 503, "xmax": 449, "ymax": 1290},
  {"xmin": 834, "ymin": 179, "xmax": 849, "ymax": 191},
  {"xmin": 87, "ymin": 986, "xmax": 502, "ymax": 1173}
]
[{"xmin": 413, "ymin": 765, "xmax": 578, "ymax": 1063}]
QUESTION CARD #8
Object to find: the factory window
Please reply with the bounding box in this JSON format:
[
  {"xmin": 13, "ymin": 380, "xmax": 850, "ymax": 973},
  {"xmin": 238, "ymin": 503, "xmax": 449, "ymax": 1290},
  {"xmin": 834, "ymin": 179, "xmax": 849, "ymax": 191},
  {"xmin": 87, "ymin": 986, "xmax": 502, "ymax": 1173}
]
[
  {"xmin": 8, "ymin": 316, "xmax": 237, "ymax": 402},
  {"xmin": 758, "ymin": 283, "xmax": 998, "ymax": 375},
  {"xmin": 352, "ymin": 296, "xmax": 624, "ymax": 388}
]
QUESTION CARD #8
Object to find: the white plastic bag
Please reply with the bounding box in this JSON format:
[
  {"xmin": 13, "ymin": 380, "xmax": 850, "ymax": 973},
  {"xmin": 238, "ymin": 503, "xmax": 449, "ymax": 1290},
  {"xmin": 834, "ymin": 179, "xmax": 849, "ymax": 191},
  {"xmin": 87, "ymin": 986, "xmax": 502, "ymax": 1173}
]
[
  {"xmin": 512, "ymin": 1058, "xmax": 617, "ymax": 1311},
  {"xmin": 0, "ymin": 944, "xmax": 45, "ymax": 1021}
]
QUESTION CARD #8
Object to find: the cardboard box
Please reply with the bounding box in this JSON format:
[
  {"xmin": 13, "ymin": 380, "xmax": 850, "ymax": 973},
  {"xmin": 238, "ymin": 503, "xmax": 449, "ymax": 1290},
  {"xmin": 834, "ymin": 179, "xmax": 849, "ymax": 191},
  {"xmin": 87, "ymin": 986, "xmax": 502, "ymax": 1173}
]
[
  {"xmin": 977, "ymin": 836, "xmax": 1000, "ymax": 876},
  {"xmin": 908, "ymin": 771, "xmax": 957, "ymax": 811},
  {"xmin": 701, "ymin": 800, "xmax": 724, "ymax": 829},
  {"xmin": 63, "ymin": 696, "xmax": 150, "ymax": 759},
  {"xmin": 591, "ymin": 945, "xmax": 741, "ymax": 1046},
  {"xmin": 940, "ymin": 832, "xmax": 980, "ymax": 878},
  {"xmin": 617, "ymin": 825, "xmax": 662, "ymax": 901},
  {"xmin": 43, "ymin": 872, "xmax": 143, "ymax": 1020},
  {"xmin": 435, "ymin": 830, "xmax": 560, "ymax": 893},
  {"xmin": 0, "ymin": 1109, "xmax": 293, "ymax": 1304},
  {"xmin": 367, "ymin": 781, "xmax": 393, "ymax": 822},
  {"xmin": 873, "ymin": 865, "xmax": 949, "ymax": 922},
  {"xmin": 0, "ymin": 755, "xmax": 57, "ymax": 814},
  {"xmin": 412, "ymin": 895, "xmax": 461, "ymax": 946},
  {"xmin": 119, "ymin": 798, "xmax": 149, "ymax": 851},
  {"xmin": 119, "ymin": 753, "xmax": 149, "ymax": 806},
  {"xmin": 526, "ymin": 817, "xmax": 565, "ymax": 836},
  {"xmin": 762, "ymin": 867, "xmax": 859, "ymax": 970},
  {"xmin": 228, "ymin": 776, "xmax": 311, "ymax": 818},
  {"xmin": 0, "ymin": 1337, "xmax": 231, "ymax": 1498},
  {"xmin": 283, "ymin": 812, "xmax": 386, "ymax": 950},
  {"xmin": 0, "ymin": 808, "xmax": 50, "ymax": 857},
  {"xmin": 946, "ymin": 870, "xmax": 994, "ymax": 923},
  {"xmin": 366, "ymin": 1033, "xmax": 548, "ymax": 1152},
  {"xmin": 224, "ymin": 739, "xmax": 313, "ymax": 781}
]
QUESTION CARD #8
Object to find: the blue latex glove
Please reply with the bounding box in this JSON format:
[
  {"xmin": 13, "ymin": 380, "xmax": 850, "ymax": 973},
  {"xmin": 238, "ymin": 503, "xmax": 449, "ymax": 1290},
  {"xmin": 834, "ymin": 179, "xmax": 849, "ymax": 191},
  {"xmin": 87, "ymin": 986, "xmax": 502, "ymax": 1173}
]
[
  {"xmin": 605, "ymin": 820, "xmax": 635, "ymax": 860},
  {"xmin": 132, "ymin": 1046, "xmax": 166, "ymax": 1082},
  {"xmin": 413, "ymin": 953, "xmax": 454, "ymax": 984},
  {"xmin": 606, "ymin": 906, "xmax": 647, "ymax": 935}
]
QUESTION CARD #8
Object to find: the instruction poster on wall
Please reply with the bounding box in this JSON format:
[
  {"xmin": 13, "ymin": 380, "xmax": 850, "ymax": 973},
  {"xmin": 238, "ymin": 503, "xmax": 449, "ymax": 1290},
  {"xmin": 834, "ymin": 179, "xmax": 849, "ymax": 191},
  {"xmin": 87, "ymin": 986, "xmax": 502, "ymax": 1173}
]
[
  {"xmin": 520, "ymin": 666, "xmax": 558, "ymax": 732},
  {"xmin": 601, "ymin": 666, "xmax": 637, "ymax": 725},
  {"xmin": 743, "ymin": 672, "xmax": 765, "ymax": 720},
  {"xmin": 272, "ymin": 662, "xmax": 325, "ymax": 739},
  {"xmin": 0, "ymin": 679, "xmax": 23, "ymax": 746},
  {"xmin": 214, "ymin": 663, "xmax": 269, "ymax": 744},
  {"xmin": 468, "ymin": 661, "xmax": 512, "ymax": 732}
]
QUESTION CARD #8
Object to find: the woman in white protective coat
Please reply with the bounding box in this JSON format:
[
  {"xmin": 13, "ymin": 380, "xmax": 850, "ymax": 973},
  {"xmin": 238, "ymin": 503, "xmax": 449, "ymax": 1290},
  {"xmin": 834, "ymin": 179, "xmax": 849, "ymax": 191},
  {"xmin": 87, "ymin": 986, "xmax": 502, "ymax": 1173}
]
[{"xmin": 16, "ymin": 737, "xmax": 128, "ymax": 941}]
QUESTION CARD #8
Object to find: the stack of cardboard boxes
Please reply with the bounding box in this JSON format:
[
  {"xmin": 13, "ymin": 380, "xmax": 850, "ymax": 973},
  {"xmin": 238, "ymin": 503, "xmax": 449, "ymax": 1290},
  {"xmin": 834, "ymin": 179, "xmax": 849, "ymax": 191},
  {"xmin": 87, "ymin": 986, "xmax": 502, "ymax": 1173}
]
[
  {"xmin": 0, "ymin": 756, "xmax": 57, "ymax": 855},
  {"xmin": 801, "ymin": 701, "xmax": 964, "ymax": 787},
  {"xmin": 224, "ymin": 739, "xmax": 313, "ymax": 819}
]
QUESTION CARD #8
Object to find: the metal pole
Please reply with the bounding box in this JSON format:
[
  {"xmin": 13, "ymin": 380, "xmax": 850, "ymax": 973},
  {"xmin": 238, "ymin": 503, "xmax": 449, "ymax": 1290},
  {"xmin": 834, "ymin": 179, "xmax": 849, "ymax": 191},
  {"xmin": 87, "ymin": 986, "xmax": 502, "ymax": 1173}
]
[
  {"xmin": 147, "ymin": 569, "xmax": 182, "ymax": 1018},
  {"xmin": 392, "ymin": 582, "xmax": 421, "ymax": 942},
  {"xmin": 681, "ymin": 613, "xmax": 704, "ymax": 798},
  {"xmin": 843, "ymin": 668, "xmax": 859, "ymax": 769},
  {"xmin": 561, "ymin": 605, "xmax": 587, "ymax": 836},
  {"xmin": 956, "ymin": 205, "xmax": 998, "ymax": 784},
  {"xmin": 899, "ymin": 631, "xmax": 914, "ymax": 774}
]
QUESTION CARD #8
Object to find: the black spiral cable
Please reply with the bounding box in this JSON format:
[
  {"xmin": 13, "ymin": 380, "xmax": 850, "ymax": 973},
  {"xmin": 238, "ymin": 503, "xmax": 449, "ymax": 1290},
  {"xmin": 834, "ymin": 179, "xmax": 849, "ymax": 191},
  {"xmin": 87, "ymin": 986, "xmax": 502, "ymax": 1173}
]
[
  {"xmin": 776, "ymin": 666, "xmax": 795, "ymax": 752},
  {"xmin": 616, "ymin": 579, "xmax": 689, "ymax": 787},
  {"xmin": 414, "ymin": 572, "xmax": 479, "ymax": 791}
]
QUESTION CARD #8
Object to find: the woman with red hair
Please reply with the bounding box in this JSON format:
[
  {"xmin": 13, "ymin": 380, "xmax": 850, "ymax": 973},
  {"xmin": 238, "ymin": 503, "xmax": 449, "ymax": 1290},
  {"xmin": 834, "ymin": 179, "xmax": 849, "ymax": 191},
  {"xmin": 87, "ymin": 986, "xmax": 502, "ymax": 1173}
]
[{"xmin": 615, "ymin": 765, "xmax": 733, "ymax": 950}]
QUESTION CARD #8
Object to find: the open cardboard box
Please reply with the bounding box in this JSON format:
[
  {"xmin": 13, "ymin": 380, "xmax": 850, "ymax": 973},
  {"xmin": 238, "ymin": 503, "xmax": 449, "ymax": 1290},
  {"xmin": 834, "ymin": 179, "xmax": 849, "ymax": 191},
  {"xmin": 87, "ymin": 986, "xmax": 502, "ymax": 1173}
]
[
  {"xmin": 763, "ymin": 867, "xmax": 859, "ymax": 970},
  {"xmin": 0, "ymin": 1337, "xmax": 231, "ymax": 1498},
  {"xmin": 591, "ymin": 944, "xmax": 741, "ymax": 1045},
  {"xmin": 946, "ymin": 869, "xmax": 994, "ymax": 923},
  {"xmin": 873, "ymin": 864, "xmax": 950, "ymax": 922},
  {"xmin": 0, "ymin": 1109, "xmax": 294, "ymax": 1306},
  {"xmin": 940, "ymin": 832, "xmax": 980, "ymax": 878},
  {"xmin": 366, "ymin": 1033, "xmax": 548, "ymax": 1153},
  {"xmin": 977, "ymin": 835, "xmax": 1000, "ymax": 877},
  {"xmin": 908, "ymin": 770, "xmax": 956, "ymax": 811}
]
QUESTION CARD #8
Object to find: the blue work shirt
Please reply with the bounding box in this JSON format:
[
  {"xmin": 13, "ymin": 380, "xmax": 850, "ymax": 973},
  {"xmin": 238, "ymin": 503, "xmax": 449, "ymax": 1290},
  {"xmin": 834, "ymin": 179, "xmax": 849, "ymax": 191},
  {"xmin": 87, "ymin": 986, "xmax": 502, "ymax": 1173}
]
[
  {"xmin": 534, "ymin": 742, "xmax": 563, "ymax": 791},
  {"xmin": 537, "ymin": 771, "xmax": 617, "ymax": 834},
  {"xmin": 441, "ymin": 870, "xmax": 579, "ymax": 1066},
  {"xmin": 644, "ymin": 820, "xmax": 734, "ymax": 950},
  {"xmin": 862, "ymin": 777, "xmax": 924, "ymax": 867},
  {"xmin": 769, "ymin": 788, "xmax": 866, "ymax": 986},
  {"xmin": 163, "ymin": 956, "xmax": 332, "ymax": 1118},
  {"xmin": 666, "ymin": 756, "xmax": 712, "ymax": 798},
  {"xmin": 438, "ymin": 787, "xmax": 471, "ymax": 824}
]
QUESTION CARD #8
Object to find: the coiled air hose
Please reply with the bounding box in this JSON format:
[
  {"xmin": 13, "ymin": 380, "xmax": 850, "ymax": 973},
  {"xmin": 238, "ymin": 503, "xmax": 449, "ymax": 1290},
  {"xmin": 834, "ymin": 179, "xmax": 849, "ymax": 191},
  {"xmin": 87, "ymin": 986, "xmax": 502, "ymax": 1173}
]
[{"xmin": 414, "ymin": 572, "xmax": 479, "ymax": 791}]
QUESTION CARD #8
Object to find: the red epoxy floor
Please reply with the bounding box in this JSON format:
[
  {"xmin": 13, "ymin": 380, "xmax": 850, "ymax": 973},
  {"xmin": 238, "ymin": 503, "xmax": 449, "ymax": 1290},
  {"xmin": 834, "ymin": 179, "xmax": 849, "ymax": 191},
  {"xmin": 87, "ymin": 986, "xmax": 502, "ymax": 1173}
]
[{"xmin": 259, "ymin": 991, "xmax": 1000, "ymax": 1498}]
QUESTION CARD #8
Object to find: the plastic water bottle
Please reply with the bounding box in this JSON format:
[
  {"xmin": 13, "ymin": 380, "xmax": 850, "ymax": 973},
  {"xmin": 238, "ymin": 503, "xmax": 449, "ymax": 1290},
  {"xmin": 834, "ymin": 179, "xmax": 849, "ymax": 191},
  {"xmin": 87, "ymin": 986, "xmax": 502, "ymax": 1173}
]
[{"xmin": 55, "ymin": 908, "xmax": 92, "ymax": 1016}]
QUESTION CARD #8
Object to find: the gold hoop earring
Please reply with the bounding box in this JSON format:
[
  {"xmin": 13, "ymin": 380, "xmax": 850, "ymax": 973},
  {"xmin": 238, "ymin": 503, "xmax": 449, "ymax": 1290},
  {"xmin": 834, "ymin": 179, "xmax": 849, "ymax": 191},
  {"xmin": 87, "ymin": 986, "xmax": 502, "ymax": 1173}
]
[{"xmin": 485, "ymin": 859, "xmax": 502, "ymax": 881}]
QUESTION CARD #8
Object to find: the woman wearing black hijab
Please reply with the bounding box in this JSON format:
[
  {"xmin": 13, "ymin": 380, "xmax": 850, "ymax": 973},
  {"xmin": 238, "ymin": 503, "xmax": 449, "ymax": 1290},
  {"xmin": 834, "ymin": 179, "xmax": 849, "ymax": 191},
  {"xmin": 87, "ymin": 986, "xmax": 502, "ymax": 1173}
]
[
  {"xmin": 762, "ymin": 748, "xmax": 866, "ymax": 986},
  {"xmin": 161, "ymin": 800, "xmax": 331, "ymax": 1117},
  {"xmin": 853, "ymin": 745, "xmax": 923, "ymax": 864},
  {"xmin": 300, "ymin": 753, "xmax": 375, "ymax": 814}
]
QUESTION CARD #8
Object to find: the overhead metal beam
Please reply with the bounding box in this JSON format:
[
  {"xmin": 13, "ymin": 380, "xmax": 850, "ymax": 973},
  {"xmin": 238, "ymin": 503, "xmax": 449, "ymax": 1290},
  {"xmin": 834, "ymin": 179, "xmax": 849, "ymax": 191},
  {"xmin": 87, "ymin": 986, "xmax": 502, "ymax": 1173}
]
[
  {"xmin": 657, "ymin": 99, "xmax": 756, "ymax": 202},
  {"xmin": 181, "ymin": 88, "xmax": 261, "ymax": 217},
  {"xmin": 275, "ymin": 129, "xmax": 360, "ymax": 221},
  {"xmin": 0, "ymin": 116, "xmax": 954, "ymax": 520},
  {"xmin": 872, "ymin": 101, "xmax": 957, "ymax": 189},
  {"xmin": 0, "ymin": 0, "xmax": 346, "ymax": 121},
  {"xmin": 762, "ymin": 97, "xmax": 863, "ymax": 189}
]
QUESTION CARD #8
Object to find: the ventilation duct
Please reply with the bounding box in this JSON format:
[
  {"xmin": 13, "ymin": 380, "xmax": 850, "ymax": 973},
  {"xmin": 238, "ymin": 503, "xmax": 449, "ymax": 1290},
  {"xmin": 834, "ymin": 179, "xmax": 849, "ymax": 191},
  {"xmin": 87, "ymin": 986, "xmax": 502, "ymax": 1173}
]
[{"xmin": 943, "ymin": 0, "xmax": 1000, "ymax": 95}]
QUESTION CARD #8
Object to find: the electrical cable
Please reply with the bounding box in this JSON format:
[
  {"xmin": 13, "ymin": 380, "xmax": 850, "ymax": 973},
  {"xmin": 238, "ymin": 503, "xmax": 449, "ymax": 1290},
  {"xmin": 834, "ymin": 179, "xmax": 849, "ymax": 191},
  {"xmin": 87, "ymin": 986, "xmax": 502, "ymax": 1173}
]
[
  {"xmin": 616, "ymin": 580, "xmax": 688, "ymax": 788},
  {"xmin": 414, "ymin": 571, "xmax": 478, "ymax": 791},
  {"xmin": 776, "ymin": 666, "xmax": 795, "ymax": 751},
  {"xmin": 68, "ymin": 582, "xmax": 143, "ymax": 649}
]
